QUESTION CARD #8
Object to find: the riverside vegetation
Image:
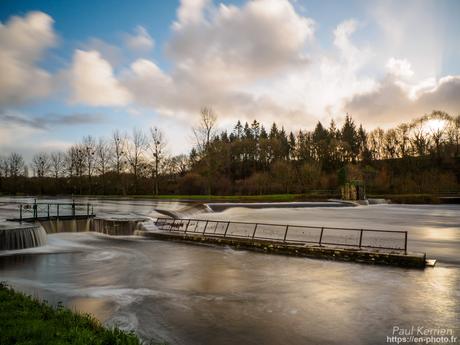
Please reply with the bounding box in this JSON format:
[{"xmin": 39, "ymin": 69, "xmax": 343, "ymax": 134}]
[
  {"xmin": 0, "ymin": 282, "xmax": 166, "ymax": 345},
  {"xmin": 0, "ymin": 109, "xmax": 459, "ymax": 198}
]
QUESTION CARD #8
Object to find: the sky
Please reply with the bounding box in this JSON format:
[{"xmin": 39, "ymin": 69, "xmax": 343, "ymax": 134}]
[{"xmin": 1, "ymin": 0, "xmax": 459, "ymax": 160}]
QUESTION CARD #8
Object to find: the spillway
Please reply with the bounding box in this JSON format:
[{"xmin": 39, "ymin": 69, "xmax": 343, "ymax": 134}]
[{"xmin": 0, "ymin": 221, "xmax": 47, "ymax": 250}]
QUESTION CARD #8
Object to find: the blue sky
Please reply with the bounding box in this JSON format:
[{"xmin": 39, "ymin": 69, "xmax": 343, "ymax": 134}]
[{"xmin": 1, "ymin": 0, "xmax": 459, "ymax": 160}]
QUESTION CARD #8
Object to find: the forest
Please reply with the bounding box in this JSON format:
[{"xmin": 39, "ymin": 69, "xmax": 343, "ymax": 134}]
[{"xmin": 1, "ymin": 109, "xmax": 459, "ymax": 198}]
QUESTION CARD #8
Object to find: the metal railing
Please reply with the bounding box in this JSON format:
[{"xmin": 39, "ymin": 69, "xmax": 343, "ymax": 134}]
[
  {"xmin": 154, "ymin": 217, "xmax": 408, "ymax": 254},
  {"xmin": 13, "ymin": 200, "xmax": 95, "ymax": 222}
]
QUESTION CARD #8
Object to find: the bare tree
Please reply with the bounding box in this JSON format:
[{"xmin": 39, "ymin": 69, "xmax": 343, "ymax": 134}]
[
  {"xmin": 32, "ymin": 152, "xmax": 50, "ymax": 178},
  {"xmin": 192, "ymin": 107, "xmax": 218, "ymax": 194},
  {"xmin": 193, "ymin": 106, "xmax": 217, "ymax": 152},
  {"xmin": 65, "ymin": 144, "xmax": 86, "ymax": 194},
  {"xmin": 96, "ymin": 137, "xmax": 111, "ymax": 194},
  {"xmin": 126, "ymin": 128, "xmax": 148, "ymax": 193},
  {"xmin": 111, "ymin": 130, "xmax": 126, "ymax": 175},
  {"xmin": 8, "ymin": 152, "xmax": 25, "ymax": 178},
  {"xmin": 50, "ymin": 152, "xmax": 65, "ymax": 180},
  {"xmin": 149, "ymin": 126, "xmax": 167, "ymax": 195},
  {"xmin": 82, "ymin": 135, "xmax": 96, "ymax": 193}
]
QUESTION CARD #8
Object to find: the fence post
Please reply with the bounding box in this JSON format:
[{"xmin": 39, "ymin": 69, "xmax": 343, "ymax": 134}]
[
  {"xmin": 87, "ymin": 203, "xmax": 90, "ymax": 217},
  {"xmin": 283, "ymin": 225, "xmax": 289, "ymax": 243},
  {"xmin": 319, "ymin": 227, "xmax": 324, "ymax": 246},
  {"xmin": 223, "ymin": 221, "xmax": 230, "ymax": 237},
  {"xmin": 57, "ymin": 204, "xmax": 60, "ymax": 219},
  {"xmin": 203, "ymin": 220, "xmax": 209, "ymax": 234},
  {"xmin": 359, "ymin": 229, "xmax": 363, "ymax": 249},
  {"xmin": 33, "ymin": 200, "xmax": 37, "ymax": 220},
  {"xmin": 252, "ymin": 223, "xmax": 258, "ymax": 239},
  {"xmin": 404, "ymin": 232, "xmax": 408, "ymax": 255},
  {"xmin": 47, "ymin": 204, "xmax": 50, "ymax": 219},
  {"xmin": 91, "ymin": 205, "xmax": 94, "ymax": 216},
  {"xmin": 19, "ymin": 204, "xmax": 23, "ymax": 223},
  {"xmin": 72, "ymin": 200, "xmax": 75, "ymax": 218},
  {"xmin": 169, "ymin": 219, "xmax": 176, "ymax": 231}
]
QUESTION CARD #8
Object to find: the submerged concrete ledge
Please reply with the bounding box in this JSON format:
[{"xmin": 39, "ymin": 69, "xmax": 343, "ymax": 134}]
[{"xmin": 135, "ymin": 230, "xmax": 426, "ymax": 268}]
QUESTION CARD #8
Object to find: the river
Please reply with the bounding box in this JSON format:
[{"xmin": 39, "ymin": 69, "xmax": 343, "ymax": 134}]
[{"xmin": 0, "ymin": 197, "xmax": 459, "ymax": 345}]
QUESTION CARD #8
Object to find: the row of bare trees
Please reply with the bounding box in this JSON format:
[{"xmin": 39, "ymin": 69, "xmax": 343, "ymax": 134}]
[
  {"xmin": 1, "ymin": 109, "xmax": 459, "ymax": 196},
  {"xmin": 0, "ymin": 127, "xmax": 189, "ymax": 195}
]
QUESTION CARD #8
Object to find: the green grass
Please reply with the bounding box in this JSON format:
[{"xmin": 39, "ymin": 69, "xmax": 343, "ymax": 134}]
[{"xmin": 0, "ymin": 283, "xmax": 163, "ymax": 345}]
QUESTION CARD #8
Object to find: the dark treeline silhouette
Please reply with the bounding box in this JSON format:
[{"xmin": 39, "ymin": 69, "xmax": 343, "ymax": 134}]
[{"xmin": 1, "ymin": 109, "xmax": 459, "ymax": 196}]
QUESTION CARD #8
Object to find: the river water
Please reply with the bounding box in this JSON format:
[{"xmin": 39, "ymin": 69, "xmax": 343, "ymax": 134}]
[{"xmin": 0, "ymin": 197, "xmax": 459, "ymax": 345}]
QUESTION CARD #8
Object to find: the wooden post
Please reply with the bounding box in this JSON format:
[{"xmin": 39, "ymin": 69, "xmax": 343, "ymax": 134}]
[{"xmin": 359, "ymin": 229, "xmax": 363, "ymax": 249}]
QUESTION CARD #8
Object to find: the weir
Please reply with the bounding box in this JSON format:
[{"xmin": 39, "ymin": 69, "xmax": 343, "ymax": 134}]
[{"xmin": 135, "ymin": 217, "xmax": 427, "ymax": 268}]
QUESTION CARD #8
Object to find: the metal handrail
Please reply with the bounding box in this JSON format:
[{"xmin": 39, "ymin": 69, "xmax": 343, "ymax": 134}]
[
  {"xmin": 154, "ymin": 217, "xmax": 408, "ymax": 254},
  {"xmin": 14, "ymin": 200, "xmax": 95, "ymax": 222}
]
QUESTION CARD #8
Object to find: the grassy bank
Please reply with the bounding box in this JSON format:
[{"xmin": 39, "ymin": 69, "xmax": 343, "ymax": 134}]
[{"xmin": 0, "ymin": 283, "xmax": 150, "ymax": 345}]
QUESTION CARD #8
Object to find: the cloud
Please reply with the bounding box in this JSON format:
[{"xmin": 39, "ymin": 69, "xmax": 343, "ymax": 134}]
[
  {"xmin": 0, "ymin": 11, "xmax": 57, "ymax": 106},
  {"xmin": 81, "ymin": 37, "xmax": 124, "ymax": 66},
  {"xmin": 386, "ymin": 57, "xmax": 414, "ymax": 79},
  {"xmin": 0, "ymin": 110, "xmax": 106, "ymax": 129},
  {"xmin": 69, "ymin": 49, "xmax": 132, "ymax": 106},
  {"xmin": 121, "ymin": 0, "xmax": 316, "ymax": 124},
  {"xmin": 123, "ymin": 26, "xmax": 154, "ymax": 52},
  {"xmin": 345, "ymin": 75, "xmax": 460, "ymax": 126}
]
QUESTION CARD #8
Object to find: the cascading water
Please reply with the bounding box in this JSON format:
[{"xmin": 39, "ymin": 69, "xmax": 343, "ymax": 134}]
[{"xmin": 0, "ymin": 221, "xmax": 47, "ymax": 250}]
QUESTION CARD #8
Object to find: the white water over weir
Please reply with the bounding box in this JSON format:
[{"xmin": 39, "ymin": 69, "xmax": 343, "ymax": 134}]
[{"xmin": 0, "ymin": 221, "xmax": 47, "ymax": 250}]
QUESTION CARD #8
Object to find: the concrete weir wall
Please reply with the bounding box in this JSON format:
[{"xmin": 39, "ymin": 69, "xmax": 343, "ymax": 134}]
[
  {"xmin": 38, "ymin": 217, "xmax": 148, "ymax": 236},
  {"xmin": 135, "ymin": 230, "xmax": 427, "ymax": 268}
]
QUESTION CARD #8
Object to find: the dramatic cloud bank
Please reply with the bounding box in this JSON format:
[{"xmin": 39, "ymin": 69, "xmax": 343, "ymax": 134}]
[{"xmin": 0, "ymin": 1, "xmax": 458, "ymax": 133}]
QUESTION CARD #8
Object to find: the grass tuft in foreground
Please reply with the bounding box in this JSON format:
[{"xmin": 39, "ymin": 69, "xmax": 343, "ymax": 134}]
[{"xmin": 0, "ymin": 282, "xmax": 162, "ymax": 345}]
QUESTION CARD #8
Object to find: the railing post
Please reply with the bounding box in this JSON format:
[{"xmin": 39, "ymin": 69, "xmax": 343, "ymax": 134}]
[
  {"xmin": 223, "ymin": 221, "xmax": 230, "ymax": 237},
  {"xmin": 57, "ymin": 204, "xmax": 60, "ymax": 219},
  {"xmin": 184, "ymin": 219, "xmax": 191, "ymax": 234},
  {"xmin": 404, "ymin": 232, "xmax": 408, "ymax": 255},
  {"xmin": 19, "ymin": 204, "xmax": 23, "ymax": 223},
  {"xmin": 87, "ymin": 203, "xmax": 90, "ymax": 217},
  {"xmin": 283, "ymin": 225, "xmax": 289, "ymax": 243},
  {"xmin": 169, "ymin": 219, "xmax": 176, "ymax": 231},
  {"xmin": 91, "ymin": 205, "xmax": 94, "ymax": 216},
  {"xmin": 72, "ymin": 200, "xmax": 75, "ymax": 218},
  {"xmin": 359, "ymin": 229, "xmax": 363, "ymax": 249},
  {"xmin": 33, "ymin": 200, "xmax": 37, "ymax": 220},
  {"xmin": 319, "ymin": 227, "xmax": 324, "ymax": 246},
  {"xmin": 203, "ymin": 220, "xmax": 209, "ymax": 234},
  {"xmin": 47, "ymin": 204, "xmax": 50, "ymax": 219},
  {"xmin": 252, "ymin": 223, "xmax": 258, "ymax": 239}
]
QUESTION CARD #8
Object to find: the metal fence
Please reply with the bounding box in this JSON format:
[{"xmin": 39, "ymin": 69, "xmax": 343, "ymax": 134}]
[
  {"xmin": 154, "ymin": 217, "xmax": 408, "ymax": 254},
  {"xmin": 12, "ymin": 201, "xmax": 94, "ymax": 222}
]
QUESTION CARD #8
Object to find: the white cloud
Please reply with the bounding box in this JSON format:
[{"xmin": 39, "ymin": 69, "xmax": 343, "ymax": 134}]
[
  {"xmin": 69, "ymin": 49, "xmax": 132, "ymax": 106},
  {"xmin": 123, "ymin": 26, "xmax": 154, "ymax": 52},
  {"xmin": 175, "ymin": 0, "xmax": 211, "ymax": 27},
  {"xmin": 386, "ymin": 58, "xmax": 414, "ymax": 79},
  {"xmin": 0, "ymin": 11, "xmax": 57, "ymax": 106},
  {"xmin": 345, "ymin": 75, "xmax": 460, "ymax": 126}
]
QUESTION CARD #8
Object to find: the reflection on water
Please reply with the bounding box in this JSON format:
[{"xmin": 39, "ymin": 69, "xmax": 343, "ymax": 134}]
[
  {"xmin": 0, "ymin": 198, "xmax": 459, "ymax": 344},
  {"xmin": 0, "ymin": 233, "xmax": 459, "ymax": 345}
]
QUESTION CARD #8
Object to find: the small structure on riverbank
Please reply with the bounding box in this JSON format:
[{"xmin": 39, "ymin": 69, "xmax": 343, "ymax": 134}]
[{"xmin": 341, "ymin": 180, "xmax": 366, "ymax": 201}]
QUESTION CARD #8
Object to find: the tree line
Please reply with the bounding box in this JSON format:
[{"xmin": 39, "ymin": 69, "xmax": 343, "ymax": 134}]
[{"xmin": 0, "ymin": 109, "xmax": 459, "ymax": 196}]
